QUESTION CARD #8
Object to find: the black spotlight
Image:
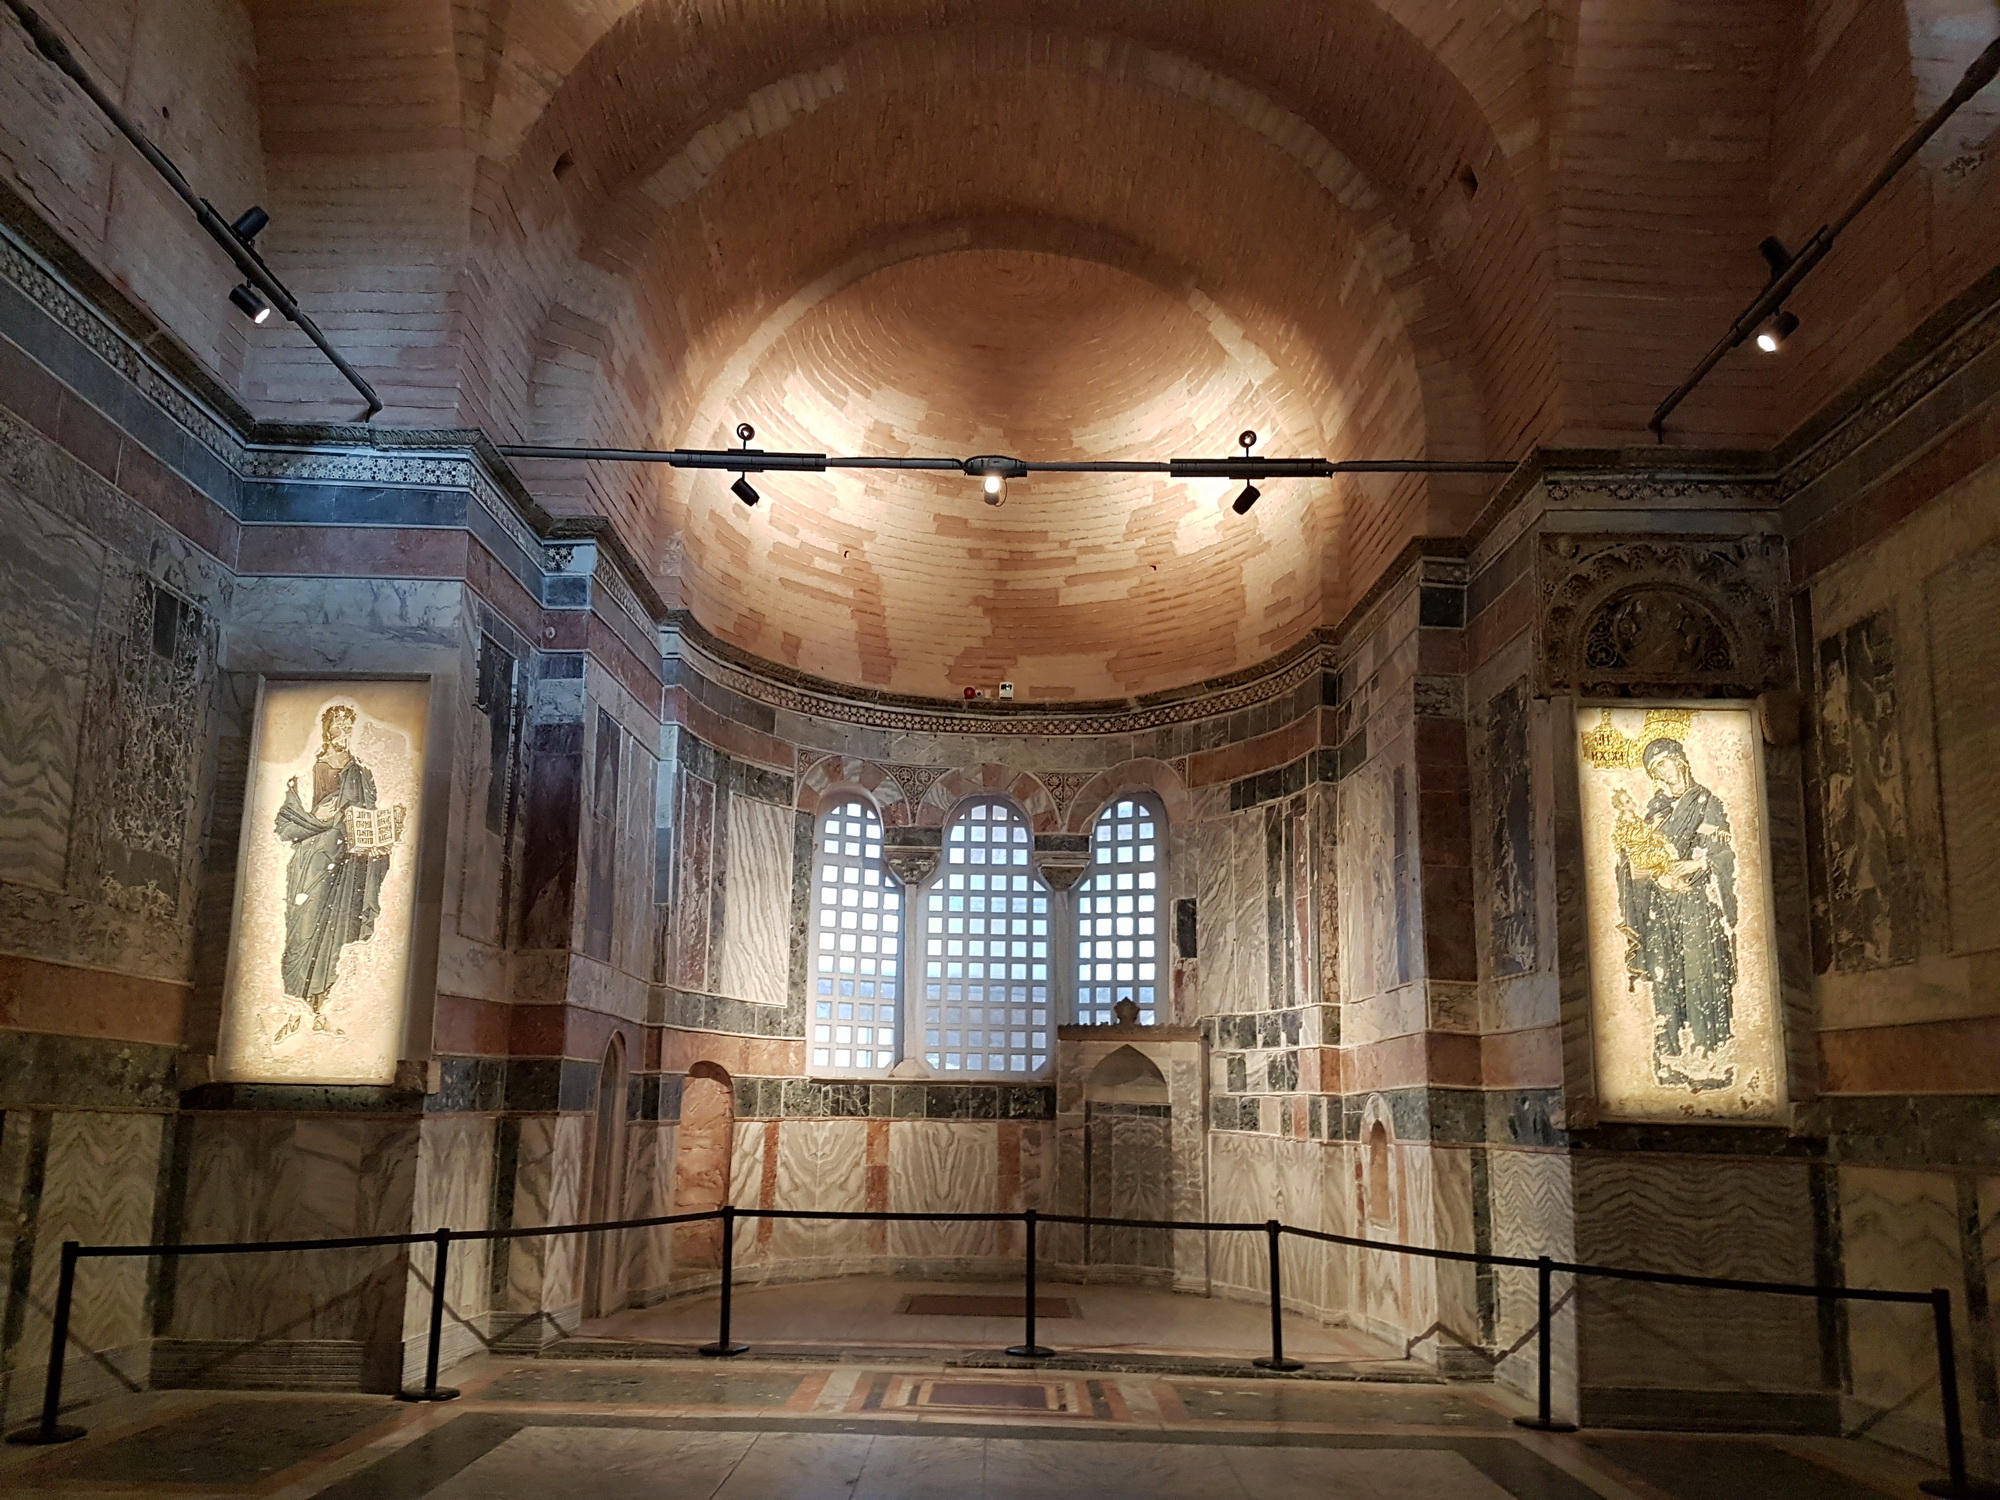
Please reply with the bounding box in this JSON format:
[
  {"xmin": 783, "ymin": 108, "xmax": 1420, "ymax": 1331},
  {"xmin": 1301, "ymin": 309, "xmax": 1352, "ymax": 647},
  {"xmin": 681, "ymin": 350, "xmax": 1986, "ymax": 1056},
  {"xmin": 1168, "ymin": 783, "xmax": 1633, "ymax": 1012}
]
[
  {"xmin": 230, "ymin": 205, "xmax": 271, "ymax": 244},
  {"xmin": 229, "ymin": 282, "xmax": 272, "ymax": 324},
  {"xmin": 1754, "ymin": 310, "xmax": 1800, "ymax": 354},
  {"xmin": 731, "ymin": 475, "xmax": 760, "ymax": 506},
  {"xmin": 1232, "ymin": 482, "xmax": 1261, "ymax": 515}
]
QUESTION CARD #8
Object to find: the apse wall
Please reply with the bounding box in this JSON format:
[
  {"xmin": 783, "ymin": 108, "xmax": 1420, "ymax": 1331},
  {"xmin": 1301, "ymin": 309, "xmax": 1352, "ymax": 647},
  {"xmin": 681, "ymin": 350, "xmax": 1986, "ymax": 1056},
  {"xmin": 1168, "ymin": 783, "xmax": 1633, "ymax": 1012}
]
[{"xmin": 0, "ymin": 166, "xmax": 1998, "ymax": 1482}]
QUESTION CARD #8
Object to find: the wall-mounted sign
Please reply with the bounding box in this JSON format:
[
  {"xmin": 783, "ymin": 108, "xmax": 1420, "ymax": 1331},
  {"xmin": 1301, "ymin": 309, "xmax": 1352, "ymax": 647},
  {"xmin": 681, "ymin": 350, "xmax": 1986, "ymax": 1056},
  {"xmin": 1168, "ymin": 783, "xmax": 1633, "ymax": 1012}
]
[
  {"xmin": 1576, "ymin": 703, "xmax": 1785, "ymax": 1121},
  {"xmin": 218, "ymin": 680, "xmax": 429, "ymax": 1084}
]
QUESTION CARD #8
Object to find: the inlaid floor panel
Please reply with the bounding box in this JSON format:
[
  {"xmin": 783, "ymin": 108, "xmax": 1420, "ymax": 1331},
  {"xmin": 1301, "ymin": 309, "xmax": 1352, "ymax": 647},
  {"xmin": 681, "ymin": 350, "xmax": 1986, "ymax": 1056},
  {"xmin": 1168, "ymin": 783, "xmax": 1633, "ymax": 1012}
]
[{"xmin": 0, "ymin": 1356, "xmax": 1950, "ymax": 1500}]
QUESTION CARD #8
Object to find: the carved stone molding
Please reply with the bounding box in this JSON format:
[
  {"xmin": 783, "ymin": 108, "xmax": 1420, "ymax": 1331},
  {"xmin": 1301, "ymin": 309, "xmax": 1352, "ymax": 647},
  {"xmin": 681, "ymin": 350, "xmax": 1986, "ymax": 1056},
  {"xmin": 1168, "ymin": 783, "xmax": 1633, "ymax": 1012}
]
[
  {"xmin": 884, "ymin": 764, "xmax": 946, "ymax": 810},
  {"xmin": 1038, "ymin": 771, "xmax": 1095, "ymax": 822},
  {"xmin": 1538, "ymin": 534, "xmax": 1790, "ymax": 698}
]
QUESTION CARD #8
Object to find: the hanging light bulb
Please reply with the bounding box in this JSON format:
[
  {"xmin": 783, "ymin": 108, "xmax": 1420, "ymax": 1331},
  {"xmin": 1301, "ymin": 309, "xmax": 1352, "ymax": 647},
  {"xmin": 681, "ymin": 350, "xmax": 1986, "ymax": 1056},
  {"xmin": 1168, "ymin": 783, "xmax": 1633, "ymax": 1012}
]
[{"xmin": 965, "ymin": 456, "xmax": 1023, "ymax": 507}]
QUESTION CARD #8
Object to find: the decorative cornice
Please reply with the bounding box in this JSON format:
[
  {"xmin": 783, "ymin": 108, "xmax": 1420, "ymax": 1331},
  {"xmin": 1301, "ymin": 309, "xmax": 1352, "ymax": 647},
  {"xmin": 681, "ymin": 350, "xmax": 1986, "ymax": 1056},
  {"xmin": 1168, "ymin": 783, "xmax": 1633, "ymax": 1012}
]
[
  {"xmin": 672, "ymin": 610, "xmax": 1333, "ymax": 736},
  {"xmin": 1774, "ymin": 258, "xmax": 2000, "ymax": 500}
]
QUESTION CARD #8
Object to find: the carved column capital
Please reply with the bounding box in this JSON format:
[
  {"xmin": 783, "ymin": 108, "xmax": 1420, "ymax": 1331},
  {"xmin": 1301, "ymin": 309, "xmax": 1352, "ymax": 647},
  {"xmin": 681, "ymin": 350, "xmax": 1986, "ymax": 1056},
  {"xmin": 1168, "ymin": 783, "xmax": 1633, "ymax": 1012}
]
[
  {"xmin": 1034, "ymin": 832, "xmax": 1092, "ymax": 890},
  {"xmin": 882, "ymin": 826, "xmax": 941, "ymax": 887}
]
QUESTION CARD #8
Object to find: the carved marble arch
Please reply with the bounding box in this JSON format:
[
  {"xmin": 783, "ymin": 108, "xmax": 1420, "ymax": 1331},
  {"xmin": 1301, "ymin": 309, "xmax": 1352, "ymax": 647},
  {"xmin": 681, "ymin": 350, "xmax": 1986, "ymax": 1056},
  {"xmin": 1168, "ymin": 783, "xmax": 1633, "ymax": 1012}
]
[
  {"xmin": 806, "ymin": 797, "xmax": 906, "ymax": 1078},
  {"xmin": 1073, "ymin": 794, "xmax": 1167, "ymax": 1027},
  {"xmin": 1059, "ymin": 758, "xmax": 1194, "ymax": 833},
  {"xmin": 795, "ymin": 755, "xmax": 912, "ymax": 826},
  {"xmin": 916, "ymin": 798, "xmax": 1054, "ymax": 1080},
  {"xmin": 917, "ymin": 763, "xmax": 1058, "ymax": 830},
  {"xmin": 1538, "ymin": 535, "xmax": 1790, "ymax": 699}
]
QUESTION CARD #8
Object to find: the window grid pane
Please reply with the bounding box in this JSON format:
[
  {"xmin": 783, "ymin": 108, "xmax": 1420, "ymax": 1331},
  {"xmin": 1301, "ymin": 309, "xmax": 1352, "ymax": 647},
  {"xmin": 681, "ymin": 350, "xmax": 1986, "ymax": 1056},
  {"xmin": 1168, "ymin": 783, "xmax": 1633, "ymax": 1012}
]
[
  {"xmin": 925, "ymin": 799, "xmax": 1050, "ymax": 1077},
  {"xmin": 1075, "ymin": 795, "xmax": 1163, "ymax": 1026},
  {"xmin": 811, "ymin": 799, "xmax": 901, "ymax": 1074}
]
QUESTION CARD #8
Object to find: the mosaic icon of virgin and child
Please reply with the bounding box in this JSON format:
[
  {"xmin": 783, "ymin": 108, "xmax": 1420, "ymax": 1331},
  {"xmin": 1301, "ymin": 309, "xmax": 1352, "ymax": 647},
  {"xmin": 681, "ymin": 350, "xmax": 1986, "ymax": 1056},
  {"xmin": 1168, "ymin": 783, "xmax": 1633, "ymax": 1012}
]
[
  {"xmin": 272, "ymin": 703, "xmax": 406, "ymax": 1042},
  {"xmin": 1584, "ymin": 709, "xmax": 1739, "ymax": 1093}
]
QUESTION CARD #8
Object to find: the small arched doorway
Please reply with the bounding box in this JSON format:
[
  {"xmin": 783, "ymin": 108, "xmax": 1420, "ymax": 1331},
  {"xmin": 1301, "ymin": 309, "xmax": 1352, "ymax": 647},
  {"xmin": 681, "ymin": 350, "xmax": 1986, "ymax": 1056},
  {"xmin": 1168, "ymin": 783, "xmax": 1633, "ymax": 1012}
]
[
  {"xmin": 583, "ymin": 1035, "xmax": 628, "ymax": 1318},
  {"xmin": 671, "ymin": 1061, "xmax": 735, "ymax": 1273},
  {"xmin": 1083, "ymin": 1045, "xmax": 1172, "ymax": 1274}
]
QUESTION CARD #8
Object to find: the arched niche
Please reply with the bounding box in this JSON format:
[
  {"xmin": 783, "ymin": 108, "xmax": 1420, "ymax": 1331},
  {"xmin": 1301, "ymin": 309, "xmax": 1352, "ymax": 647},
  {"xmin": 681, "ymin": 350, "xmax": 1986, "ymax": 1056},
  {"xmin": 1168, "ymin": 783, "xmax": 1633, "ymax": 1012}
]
[
  {"xmin": 1083, "ymin": 1046, "xmax": 1173, "ymax": 1274},
  {"xmin": 583, "ymin": 1034, "xmax": 630, "ymax": 1317},
  {"xmin": 672, "ymin": 1061, "xmax": 735, "ymax": 1273}
]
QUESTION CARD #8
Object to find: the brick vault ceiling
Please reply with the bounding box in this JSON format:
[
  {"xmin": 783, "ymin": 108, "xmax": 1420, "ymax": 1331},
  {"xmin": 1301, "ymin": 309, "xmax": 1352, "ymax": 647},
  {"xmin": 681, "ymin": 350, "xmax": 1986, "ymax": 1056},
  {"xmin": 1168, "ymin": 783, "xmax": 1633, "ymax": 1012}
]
[{"xmin": 460, "ymin": 3, "xmax": 1547, "ymax": 697}]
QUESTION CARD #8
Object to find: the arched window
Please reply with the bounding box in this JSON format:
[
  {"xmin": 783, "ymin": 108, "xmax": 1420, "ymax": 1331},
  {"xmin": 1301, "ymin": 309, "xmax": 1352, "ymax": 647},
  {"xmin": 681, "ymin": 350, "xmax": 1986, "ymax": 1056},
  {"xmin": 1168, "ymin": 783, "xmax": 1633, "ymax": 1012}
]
[
  {"xmin": 921, "ymin": 800, "xmax": 1051, "ymax": 1076},
  {"xmin": 1074, "ymin": 795, "xmax": 1164, "ymax": 1026},
  {"xmin": 810, "ymin": 799, "xmax": 902, "ymax": 1073}
]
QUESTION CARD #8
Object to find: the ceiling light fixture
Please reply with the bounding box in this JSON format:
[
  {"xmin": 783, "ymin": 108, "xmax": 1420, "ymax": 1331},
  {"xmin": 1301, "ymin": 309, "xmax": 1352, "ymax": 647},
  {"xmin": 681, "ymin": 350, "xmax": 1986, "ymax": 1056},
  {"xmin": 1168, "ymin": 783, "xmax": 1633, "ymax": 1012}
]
[
  {"xmin": 229, "ymin": 282, "xmax": 272, "ymax": 324},
  {"xmin": 730, "ymin": 423, "xmax": 761, "ymax": 505},
  {"xmin": 1650, "ymin": 32, "xmax": 2000, "ymax": 439},
  {"xmin": 1231, "ymin": 430, "xmax": 1261, "ymax": 513},
  {"xmin": 966, "ymin": 455, "xmax": 1027, "ymax": 507},
  {"xmin": 501, "ymin": 435, "xmax": 1521, "ymax": 512},
  {"xmin": 230, "ymin": 204, "xmax": 270, "ymax": 244},
  {"xmin": 0, "ymin": 0, "xmax": 382, "ymax": 416},
  {"xmin": 1753, "ymin": 310, "xmax": 1799, "ymax": 354}
]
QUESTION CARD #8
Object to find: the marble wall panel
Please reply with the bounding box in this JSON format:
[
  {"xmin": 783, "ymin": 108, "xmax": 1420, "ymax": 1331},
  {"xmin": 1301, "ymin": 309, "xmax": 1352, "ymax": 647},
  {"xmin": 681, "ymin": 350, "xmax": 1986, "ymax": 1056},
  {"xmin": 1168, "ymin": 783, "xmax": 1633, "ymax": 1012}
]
[
  {"xmin": 454, "ymin": 630, "xmax": 518, "ymax": 948},
  {"xmin": 1478, "ymin": 682, "xmax": 1537, "ymax": 979},
  {"xmin": 1839, "ymin": 1166, "xmax": 1964, "ymax": 1433},
  {"xmin": 226, "ymin": 577, "xmax": 464, "ymax": 669},
  {"xmin": 1484, "ymin": 1143, "xmax": 1577, "ymax": 1405},
  {"xmin": 1338, "ymin": 755, "xmax": 1412, "ymax": 1009},
  {"xmin": 1083, "ymin": 1106, "xmax": 1171, "ymax": 1269},
  {"xmin": 887, "ymin": 1120, "xmax": 1000, "ymax": 1262},
  {"xmin": 1979, "ymin": 1174, "xmax": 2000, "ymax": 1455},
  {"xmin": 169, "ymin": 1114, "xmax": 417, "ymax": 1354},
  {"xmin": 409, "ymin": 1115, "xmax": 494, "ymax": 1339},
  {"xmin": 619, "ymin": 1121, "xmax": 678, "ymax": 1298},
  {"xmin": 1571, "ymin": 1154, "xmax": 1818, "ymax": 1395},
  {"xmin": 1206, "ymin": 1132, "xmax": 1335, "ymax": 1313},
  {"xmin": 582, "ymin": 708, "xmax": 622, "ymax": 963},
  {"xmin": 1926, "ymin": 540, "xmax": 2000, "ymax": 954},
  {"xmin": 716, "ymin": 794, "xmax": 794, "ymax": 1007},
  {"xmin": 670, "ymin": 774, "xmax": 716, "ymax": 990},
  {"xmin": 0, "ymin": 455, "xmax": 106, "ymax": 889},
  {"xmin": 499, "ymin": 1114, "xmax": 586, "ymax": 1337},
  {"xmin": 516, "ymin": 719, "xmax": 582, "ymax": 954},
  {"xmin": 615, "ymin": 724, "xmax": 657, "ymax": 982},
  {"xmin": 1815, "ymin": 614, "xmax": 1915, "ymax": 971},
  {"xmin": 3, "ymin": 1111, "xmax": 163, "ymax": 1420},
  {"xmin": 1189, "ymin": 816, "xmax": 1232, "ymax": 1020},
  {"xmin": 763, "ymin": 1118, "xmax": 870, "ymax": 1267}
]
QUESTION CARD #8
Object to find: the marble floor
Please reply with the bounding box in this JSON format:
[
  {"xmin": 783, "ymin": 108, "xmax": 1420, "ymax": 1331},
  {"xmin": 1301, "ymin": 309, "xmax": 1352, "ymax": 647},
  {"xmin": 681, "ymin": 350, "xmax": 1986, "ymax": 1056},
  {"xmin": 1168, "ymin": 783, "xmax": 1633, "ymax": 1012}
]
[
  {"xmin": 575, "ymin": 1277, "xmax": 1400, "ymax": 1368},
  {"xmin": 0, "ymin": 1353, "xmax": 1949, "ymax": 1500}
]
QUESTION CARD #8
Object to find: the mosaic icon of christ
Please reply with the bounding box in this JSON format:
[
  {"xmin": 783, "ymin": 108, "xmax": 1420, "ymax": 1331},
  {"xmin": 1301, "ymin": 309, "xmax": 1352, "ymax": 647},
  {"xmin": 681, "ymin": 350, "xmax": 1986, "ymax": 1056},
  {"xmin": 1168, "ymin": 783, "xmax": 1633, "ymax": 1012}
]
[{"xmin": 271, "ymin": 703, "xmax": 405, "ymax": 1041}]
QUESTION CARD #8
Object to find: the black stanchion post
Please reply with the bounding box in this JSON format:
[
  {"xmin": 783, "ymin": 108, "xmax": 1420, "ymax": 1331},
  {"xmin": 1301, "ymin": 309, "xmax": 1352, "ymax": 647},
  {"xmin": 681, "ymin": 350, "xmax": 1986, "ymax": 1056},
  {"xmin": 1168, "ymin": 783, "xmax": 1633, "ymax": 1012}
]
[
  {"xmin": 7, "ymin": 1240, "xmax": 86, "ymax": 1444},
  {"xmin": 1514, "ymin": 1255, "xmax": 1577, "ymax": 1433},
  {"xmin": 1252, "ymin": 1221, "xmax": 1302, "ymax": 1371},
  {"xmin": 699, "ymin": 1206, "xmax": 748, "ymax": 1357},
  {"xmin": 399, "ymin": 1228, "xmax": 461, "ymax": 1402},
  {"xmin": 1006, "ymin": 1208, "xmax": 1053, "ymax": 1359},
  {"xmin": 1919, "ymin": 1287, "xmax": 2000, "ymax": 1498}
]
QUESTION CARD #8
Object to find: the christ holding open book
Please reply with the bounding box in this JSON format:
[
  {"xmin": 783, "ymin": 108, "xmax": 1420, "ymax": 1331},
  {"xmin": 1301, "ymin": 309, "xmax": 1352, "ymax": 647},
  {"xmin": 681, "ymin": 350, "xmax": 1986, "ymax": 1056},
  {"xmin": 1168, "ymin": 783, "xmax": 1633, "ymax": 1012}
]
[{"xmin": 273, "ymin": 702, "xmax": 406, "ymax": 1040}]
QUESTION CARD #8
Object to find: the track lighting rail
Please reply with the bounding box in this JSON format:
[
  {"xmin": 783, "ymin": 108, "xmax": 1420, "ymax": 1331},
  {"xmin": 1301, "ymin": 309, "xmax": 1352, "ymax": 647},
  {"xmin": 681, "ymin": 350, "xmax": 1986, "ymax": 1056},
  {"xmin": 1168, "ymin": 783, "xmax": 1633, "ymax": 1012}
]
[
  {"xmin": 1651, "ymin": 32, "xmax": 2000, "ymax": 441},
  {"xmin": 1, "ymin": 0, "xmax": 383, "ymax": 418},
  {"xmin": 498, "ymin": 443, "xmax": 1517, "ymax": 481}
]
